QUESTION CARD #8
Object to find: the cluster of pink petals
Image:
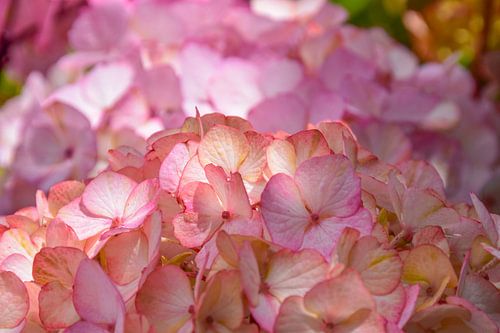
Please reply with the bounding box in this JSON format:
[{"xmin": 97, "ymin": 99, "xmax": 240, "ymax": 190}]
[
  {"xmin": 1, "ymin": 0, "xmax": 499, "ymax": 214},
  {"xmin": 0, "ymin": 112, "xmax": 498, "ymax": 332}
]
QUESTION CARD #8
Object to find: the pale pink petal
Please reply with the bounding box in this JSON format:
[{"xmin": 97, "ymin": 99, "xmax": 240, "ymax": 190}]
[
  {"xmin": 248, "ymin": 94, "xmax": 308, "ymax": 134},
  {"xmin": 0, "ymin": 229, "xmax": 39, "ymax": 263},
  {"xmin": 57, "ymin": 198, "xmax": 111, "ymax": 240},
  {"xmin": 261, "ymin": 173, "xmax": 310, "ymax": 250},
  {"xmin": 295, "ymin": 155, "xmax": 361, "ymax": 218},
  {"xmin": 136, "ymin": 265, "xmax": 194, "ymax": 333},
  {"xmin": 0, "ymin": 254, "xmax": 33, "ymax": 282},
  {"xmin": 301, "ymin": 208, "xmax": 373, "ymax": 258},
  {"xmin": 159, "ymin": 143, "xmax": 191, "ymax": 193},
  {"xmin": 73, "ymin": 259, "xmax": 125, "ymax": 327},
  {"xmin": 82, "ymin": 171, "xmax": 137, "ymax": 219},
  {"xmin": 0, "ymin": 271, "xmax": 29, "ymax": 329},
  {"xmin": 208, "ymin": 59, "xmax": 262, "ymax": 118}
]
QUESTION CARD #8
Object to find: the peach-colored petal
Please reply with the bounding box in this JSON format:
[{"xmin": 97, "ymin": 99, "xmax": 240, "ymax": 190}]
[
  {"xmin": 286, "ymin": 130, "xmax": 330, "ymax": 167},
  {"xmin": 274, "ymin": 296, "xmax": 323, "ymax": 333},
  {"xmin": 39, "ymin": 281, "xmax": 79, "ymax": 329},
  {"xmin": 348, "ymin": 236, "xmax": 402, "ymax": 295},
  {"xmin": 198, "ymin": 125, "xmax": 249, "ymax": 174},
  {"xmin": 266, "ymin": 139, "xmax": 297, "ymax": 176},
  {"xmin": 196, "ymin": 270, "xmax": 244, "ymax": 332},
  {"xmin": 303, "ymin": 269, "xmax": 375, "ymax": 325},
  {"xmin": 33, "ymin": 247, "xmax": 87, "ymax": 288},
  {"xmin": 101, "ymin": 231, "xmax": 149, "ymax": 285},
  {"xmin": 136, "ymin": 265, "xmax": 194, "ymax": 333},
  {"xmin": 266, "ymin": 249, "xmax": 328, "ymax": 301}
]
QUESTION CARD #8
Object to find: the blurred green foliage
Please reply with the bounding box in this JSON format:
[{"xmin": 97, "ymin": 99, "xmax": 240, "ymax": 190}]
[
  {"xmin": 332, "ymin": 0, "xmax": 411, "ymax": 46},
  {"xmin": 332, "ymin": 0, "xmax": 500, "ymax": 71},
  {"xmin": 0, "ymin": 71, "xmax": 20, "ymax": 106}
]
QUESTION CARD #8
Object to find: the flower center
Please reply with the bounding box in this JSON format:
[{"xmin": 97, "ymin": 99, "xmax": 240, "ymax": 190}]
[
  {"xmin": 310, "ymin": 213, "xmax": 320, "ymax": 224},
  {"xmin": 206, "ymin": 316, "xmax": 214, "ymax": 325},
  {"xmin": 221, "ymin": 210, "xmax": 231, "ymax": 220},
  {"xmin": 111, "ymin": 217, "xmax": 121, "ymax": 227}
]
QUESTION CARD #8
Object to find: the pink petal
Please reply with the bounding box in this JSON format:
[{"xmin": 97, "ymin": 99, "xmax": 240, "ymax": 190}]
[
  {"xmin": 0, "ymin": 271, "xmax": 29, "ymax": 329},
  {"xmin": 207, "ymin": 59, "xmax": 262, "ymax": 118},
  {"xmin": 239, "ymin": 242, "xmax": 261, "ymax": 307},
  {"xmin": 82, "ymin": 171, "xmax": 137, "ymax": 219},
  {"xmin": 65, "ymin": 321, "xmax": 110, "ymax": 333},
  {"xmin": 303, "ymin": 269, "xmax": 375, "ymax": 323},
  {"xmin": 250, "ymin": 294, "xmax": 281, "ymax": 332},
  {"xmin": 122, "ymin": 178, "xmax": 159, "ymax": 229},
  {"xmin": 471, "ymin": 193, "xmax": 499, "ymax": 246},
  {"xmin": 57, "ymin": 198, "xmax": 111, "ymax": 240},
  {"xmin": 374, "ymin": 284, "xmax": 405, "ymax": 323},
  {"xmin": 136, "ymin": 265, "xmax": 194, "ymax": 333},
  {"xmin": 295, "ymin": 155, "xmax": 361, "ymax": 218},
  {"xmin": 73, "ymin": 259, "xmax": 125, "ymax": 327},
  {"xmin": 398, "ymin": 284, "xmax": 420, "ymax": 328},
  {"xmin": 261, "ymin": 173, "xmax": 310, "ymax": 250},
  {"xmin": 173, "ymin": 212, "xmax": 217, "ymax": 248},
  {"xmin": 204, "ymin": 165, "xmax": 252, "ymax": 218},
  {"xmin": 301, "ymin": 208, "xmax": 373, "ymax": 258}
]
